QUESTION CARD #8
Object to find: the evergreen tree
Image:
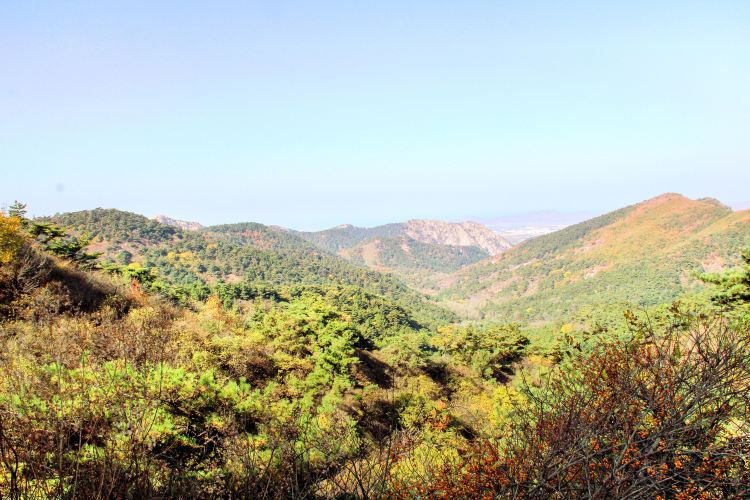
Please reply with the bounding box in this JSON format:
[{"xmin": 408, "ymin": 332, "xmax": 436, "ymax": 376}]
[
  {"xmin": 701, "ymin": 246, "xmax": 750, "ymax": 309},
  {"xmin": 7, "ymin": 200, "xmax": 27, "ymax": 219}
]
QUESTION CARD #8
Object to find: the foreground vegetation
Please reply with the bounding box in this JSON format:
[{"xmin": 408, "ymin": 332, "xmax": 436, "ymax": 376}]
[{"xmin": 1, "ymin": 205, "xmax": 749, "ymax": 498}]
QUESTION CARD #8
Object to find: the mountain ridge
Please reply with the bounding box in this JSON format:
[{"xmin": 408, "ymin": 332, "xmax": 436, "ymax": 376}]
[
  {"xmin": 291, "ymin": 219, "xmax": 512, "ymax": 285},
  {"xmin": 43, "ymin": 208, "xmax": 457, "ymax": 326},
  {"xmin": 38, "ymin": 193, "xmax": 748, "ymax": 325},
  {"xmin": 435, "ymin": 193, "xmax": 750, "ymax": 321},
  {"xmin": 295, "ymin": 219, "xmax": 512, "ymax": 256}
]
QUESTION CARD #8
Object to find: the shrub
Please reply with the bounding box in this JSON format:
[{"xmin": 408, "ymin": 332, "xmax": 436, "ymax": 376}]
[{"xmin": 394, "ymin": 306, "xmax": 750, "ymax": 497}]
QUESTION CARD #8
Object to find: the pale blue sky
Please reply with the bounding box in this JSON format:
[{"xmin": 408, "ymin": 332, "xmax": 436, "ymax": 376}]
[{"xmin": 2, "ymin": 1, "xmax": 749, "ymax": 230}]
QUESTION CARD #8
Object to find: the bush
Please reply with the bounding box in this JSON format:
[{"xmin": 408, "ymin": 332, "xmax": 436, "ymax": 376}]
[{"xmin": 395, "ymin": 306, "xmax": 750, "ymax": 497}]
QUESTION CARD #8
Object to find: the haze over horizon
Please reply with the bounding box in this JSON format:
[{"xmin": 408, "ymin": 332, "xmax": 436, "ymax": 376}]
[{"xmin": 2, "ymin": 1, "xmax": 749, "ymax": 230}]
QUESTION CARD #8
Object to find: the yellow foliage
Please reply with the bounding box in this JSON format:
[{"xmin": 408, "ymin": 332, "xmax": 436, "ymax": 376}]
[
  {"xmin": 167, "ymin": 250, "xmax": 196, "ymax": 266},
  {"xmin": 431, "ymin": 325, "xmax": 458, "ymax": 352},
  {"xmin": 178, "ymin": 251, "xmax": 196, "ymax": 265},
  {"xmin": 0, "ymin": 213, "xmax": 25, "ymax": 264},
  {"xmin": 203, "ymin": 295, "xmax": 224, "ymax": 318},
  {"xmin": 491, "ymin": 385, "xmax": 522, "ymax": 428},
  {"xmin": 390, "ymin": 429, "xmax": 463, "ymax": 481},
  {"xmin": 560, "ymin": 323, "xmax": 575, "ymax": 334}
]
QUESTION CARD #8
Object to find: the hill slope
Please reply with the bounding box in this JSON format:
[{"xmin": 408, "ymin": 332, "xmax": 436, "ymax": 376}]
[
  {"xmin": 340, "ymin": 236, "xmax": 489, "ymax": 273},
  {"xmin": 294, "ymin": 219, "xmax": 512, "ymax": 291},
  {"xmin": 438, "ymin": 194, "xmax": 750, "ymax": 322},
  {"xmin": 44, "ymin": 209, "xmax": 456, "ymax": 325},
  {"xmin": 292, "ymin": 220, "xmax": 512, "ymax": 288},
  {"xmin": 0, "ymin": 209, "xmax": 523, "ymax": 498}
]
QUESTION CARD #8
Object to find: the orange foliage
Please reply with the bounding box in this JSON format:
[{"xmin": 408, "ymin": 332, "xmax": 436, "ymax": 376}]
[{"xmin": 390, "ymin": 310, "xmax": 750, "ymax": 498}]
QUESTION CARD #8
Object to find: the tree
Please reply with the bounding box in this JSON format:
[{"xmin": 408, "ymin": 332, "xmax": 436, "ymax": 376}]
[
  {"xmin": 26, "ymin": 222, "xmax": 100, "ymax": 268},
  {"xmin": 0, "ymin": 213, "xmax": 25, "ymax": 264},
  {"xmin": 701, "ymin": 246, "xmax": 750, "ymax": 310},
  {"xmin": 7, "ymin": 200, "xmax": 27, "ymax": 219},
  {"xmin": 395, "ymin": 306, "xmax": 750, "ymax": 498}
]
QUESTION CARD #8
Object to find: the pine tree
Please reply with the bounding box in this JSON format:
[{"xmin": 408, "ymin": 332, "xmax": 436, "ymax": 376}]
[
  {"xmin": 7, "ymin": 201, "xmax": 27, "ymax": 219},
  {"xmin": 701, "ymin": 246, "xmax": 750, "ymax": 309}
]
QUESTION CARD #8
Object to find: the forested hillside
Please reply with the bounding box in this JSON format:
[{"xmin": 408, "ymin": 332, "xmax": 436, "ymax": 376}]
[
  {"xmin": 438, "ymin": 194, "xmax": 750, "ymax": 322},
  {"xmin": 45, "ymin": 209, "xmax": 456, "ymax": 326},
  {"xmin": 334, "ymin": 236, "xmax": 488, "ymax": 294},
  {"xmin": 291, "ymin": 219, "xmax": 512, "ymax": 288},
  {"xmin": 341, "ymin": 236, "xmax": 488, "ymax": 273},
  {"xmin": 1, "ymin": 202, "xmax": 749, "ymax": 498}
]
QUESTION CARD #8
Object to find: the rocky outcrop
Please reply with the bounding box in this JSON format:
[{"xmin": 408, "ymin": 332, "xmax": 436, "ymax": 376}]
[
  {"xmin": 403, "ymin": 220, "xmax": 512, "ymax": 255},
  {"xmin": 152, "ymin": 215, "xmax": 204, "ymax": 232}
]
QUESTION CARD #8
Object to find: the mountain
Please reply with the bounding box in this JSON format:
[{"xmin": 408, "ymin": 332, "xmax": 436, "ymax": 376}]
[
  {"xmin": 44, "ymin": 209, "xmax": 457, "ymax": 325},
  {"xmin": 297, "ymin": 219, "xmax": 512, "ymax": 256},
  {"xmin": 436, "ymin": 193, "xmax": 750, "ymax": 322},
  {"xmin": 204, "ymin": 221, "xmax": 495, "ymax": 296},
  {"xmin": 41, "ymin": 196, "xmax": 749, "ymax": 326},
  {"xmin": 293, "ymin": 219, "xmax": 512, "ymax": 291},
  {"xmin": 153, "ymin": 214, "xmax": 204, "ymax": 231}
]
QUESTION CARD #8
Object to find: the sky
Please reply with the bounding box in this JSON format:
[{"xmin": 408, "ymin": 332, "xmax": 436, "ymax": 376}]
[{"xmin": 2, "ymin": 1, "xmax": 749, "ymax": 230}]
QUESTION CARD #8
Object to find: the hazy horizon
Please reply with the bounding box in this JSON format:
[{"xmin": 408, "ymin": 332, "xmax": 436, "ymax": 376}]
[
  {"xmin": 3, "ymin": 1, "xmax": 749, "ymax": 230},
  {"xmin": 4, "ymin": 191, "xmax": 747, "ymax": 234}
]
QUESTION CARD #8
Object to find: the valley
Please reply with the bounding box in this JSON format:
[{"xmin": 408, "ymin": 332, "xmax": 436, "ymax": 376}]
[{"xmin": 48, "ymin": 193, "xmax": 750, "ymax": 327}]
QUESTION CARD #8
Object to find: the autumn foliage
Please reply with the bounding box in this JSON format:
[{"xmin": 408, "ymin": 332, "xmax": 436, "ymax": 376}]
[
  {"xmin": 1, "ymin": 204, "xmax": 749, "ymax": 498},
  {"xmin": 393, "ymin": 307, "xmax": 750, "ymax": 498}
]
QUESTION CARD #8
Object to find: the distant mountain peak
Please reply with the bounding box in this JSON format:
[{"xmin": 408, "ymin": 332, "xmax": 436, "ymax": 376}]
[
  {"xmin": 649, "ymin": 192, "xmax": 685, "ymax": 201},
  {"xmin": 635, "ymin": 193, "xmax": 733, "ymax": 215},
  {"xmin": 152, "ymin": 215, "xmax": 204, "ymax": 231}
]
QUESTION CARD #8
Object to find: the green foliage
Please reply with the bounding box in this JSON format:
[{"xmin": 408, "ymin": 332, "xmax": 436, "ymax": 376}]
[
  {"xmin": 7, "ymin": 201, "xmax": 27, "ymax": 219},
  {"xmin": 508, "ymin": 204, "xmax": 635, "ymax": 260},
  {"xmin": 0, "ymin": 224, "xmax": 488, "ymax": 497},
  {"xmin": 346, "ymin": 236, "xmax": 489, "ymax": 273},
  {"xmin": 2, "ymin": 209, "xmax": 101, "ymax": 269},
  {"xmin": 27, "ymin": 221, "xmax": 66, "ymax": 242},
  {"xmin": 43, "ymin": 233, "xmax": 99, "ymax": 268},
  {"xmin": 294, "ymin": 223, "xmax": 405, "ymax": 253},
  {"xmin": 701, "ymin": 246, "xmax": 750, "ymax": 310},
  {"xmin": 46, "ymin": 208, "xmax": 178, "ymax": 244},
  {"xmin": 101, "ymin": 261, "xmax": 211, "ymax": 303},
  {"xmin": 48, "ymin": 209, "xmax": 457, "ymax": 325},
  {"xmin": 431, "ymin": 323, "xmax": 529, "ymax": 380},
  {"xmin": 3, "ymin": 203, "xmax": 747, "ymax": 497}
]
